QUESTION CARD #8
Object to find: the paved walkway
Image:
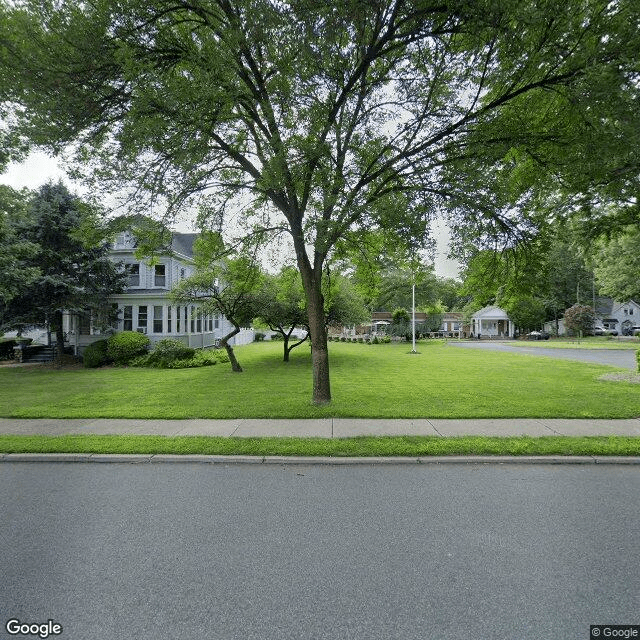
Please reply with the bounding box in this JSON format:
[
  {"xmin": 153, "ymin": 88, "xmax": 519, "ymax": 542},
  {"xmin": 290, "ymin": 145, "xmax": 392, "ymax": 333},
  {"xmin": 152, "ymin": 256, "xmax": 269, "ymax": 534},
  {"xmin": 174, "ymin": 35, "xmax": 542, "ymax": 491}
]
[
  {"xmin": 447, "ymin": 341, "xmax": 638, "ymax": 369},
  {"xmin": 2, "ymin": 417, "xmax": 640, "ymax": 437}
]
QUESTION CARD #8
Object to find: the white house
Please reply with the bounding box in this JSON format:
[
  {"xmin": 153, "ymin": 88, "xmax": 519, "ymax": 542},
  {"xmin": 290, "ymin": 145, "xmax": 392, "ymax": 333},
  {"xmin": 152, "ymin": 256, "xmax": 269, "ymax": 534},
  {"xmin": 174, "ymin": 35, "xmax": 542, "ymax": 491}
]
[
  {"xmin": 470, "ymin": 306, "xmax": 513, "ymax": 338},
  {"xmin": 598, "ymin": 299, "xmax": 640, "ymax": 335},
  {"xmin": 544, "ymin": 299, "xmax": 640, "ymax": 336},
  {"xmin": 64, "ymin": 229, "xmax": 254, "ymax": 355}
]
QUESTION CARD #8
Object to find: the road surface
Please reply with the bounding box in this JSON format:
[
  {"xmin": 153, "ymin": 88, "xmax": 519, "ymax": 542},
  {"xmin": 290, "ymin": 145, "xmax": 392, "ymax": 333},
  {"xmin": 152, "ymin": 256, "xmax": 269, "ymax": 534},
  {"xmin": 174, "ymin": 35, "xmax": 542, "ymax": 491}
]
[{"xmin": 2, "ymin": 463, "xmax": 639, "ymax": 640}]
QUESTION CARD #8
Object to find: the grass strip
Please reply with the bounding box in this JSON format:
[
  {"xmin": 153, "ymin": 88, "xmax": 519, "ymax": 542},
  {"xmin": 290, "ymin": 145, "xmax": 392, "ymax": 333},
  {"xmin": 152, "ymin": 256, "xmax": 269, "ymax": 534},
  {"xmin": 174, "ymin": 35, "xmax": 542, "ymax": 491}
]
[{"xmin": 2, "ymin": 435, "xmax": 640, "ymax": 457}]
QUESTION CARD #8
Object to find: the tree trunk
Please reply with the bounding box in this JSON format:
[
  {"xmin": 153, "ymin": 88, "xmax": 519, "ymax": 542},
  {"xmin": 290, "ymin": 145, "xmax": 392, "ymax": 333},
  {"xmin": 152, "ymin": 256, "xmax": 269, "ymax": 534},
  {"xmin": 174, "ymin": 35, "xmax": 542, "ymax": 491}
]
[
  {"xmin": 220, "ymin": 325, "xmax": 242, "ymax": 372},
  {"xmin": 301, "ymin": 275, "xmax": 331, "ymax": 405},
  {"xmin": 283, "ymin": 334, "xmax": 290, "ymax": 362},
  {"xmin": 290, "ymin": 221, "xmax": 331, "ymax": 404}
]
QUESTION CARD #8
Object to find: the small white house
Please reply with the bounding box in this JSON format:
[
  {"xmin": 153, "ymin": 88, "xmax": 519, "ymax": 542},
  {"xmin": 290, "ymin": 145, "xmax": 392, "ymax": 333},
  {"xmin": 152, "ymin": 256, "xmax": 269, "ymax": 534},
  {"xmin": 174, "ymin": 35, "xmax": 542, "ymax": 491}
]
[
  {"xmin": 64, "ymin": 229, "xmax": 254, "ymax": 354},
  {"xmin": 470, "ymin": 306, "xmax": 513, "ymax": 338},
  {"xmin": 600, "ymin": 299, "xmax": 640, "ymax": 335},
  {"xmin": 544, "ymin": 299, "xmax": 640, "ymax": 336}
]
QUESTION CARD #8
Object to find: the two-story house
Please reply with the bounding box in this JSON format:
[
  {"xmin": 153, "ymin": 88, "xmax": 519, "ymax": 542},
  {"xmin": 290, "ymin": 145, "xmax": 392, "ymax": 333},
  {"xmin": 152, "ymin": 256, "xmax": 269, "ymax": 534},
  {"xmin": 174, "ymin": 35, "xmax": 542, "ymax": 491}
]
[{"xmin": 63, "ymin": 229, "xmax": 254, "ymax": 355}]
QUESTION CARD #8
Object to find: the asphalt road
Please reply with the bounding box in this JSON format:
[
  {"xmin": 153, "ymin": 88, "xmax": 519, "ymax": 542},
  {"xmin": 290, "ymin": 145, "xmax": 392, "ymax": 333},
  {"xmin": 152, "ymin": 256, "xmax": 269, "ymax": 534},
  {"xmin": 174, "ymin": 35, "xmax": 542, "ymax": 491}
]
[
  {"xmin": 2, "ymin": 463, "xmax": 639, "ymax": 640},
  {"xmin": 447, "ymin": 340, "xmax": 638, "ymax": 369}
]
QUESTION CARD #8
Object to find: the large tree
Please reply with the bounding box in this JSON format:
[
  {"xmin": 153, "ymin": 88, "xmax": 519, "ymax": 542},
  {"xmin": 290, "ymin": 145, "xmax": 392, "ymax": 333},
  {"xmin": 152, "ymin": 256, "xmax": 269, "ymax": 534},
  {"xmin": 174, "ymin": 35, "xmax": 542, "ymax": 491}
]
[
  {"xmin": 0, "ymin": 182, "xmax": 125, "ymax": 360},
  {"xmin": 593, "ymin": 227, "xmax": 640, "ymax": 303},
  {"xmin": 0, "ymin": 185, "xmax": 39, "ymax": 312},
  {"xmin": 3, "ymin": 0, "xmax": 639, "ymax": 402}
]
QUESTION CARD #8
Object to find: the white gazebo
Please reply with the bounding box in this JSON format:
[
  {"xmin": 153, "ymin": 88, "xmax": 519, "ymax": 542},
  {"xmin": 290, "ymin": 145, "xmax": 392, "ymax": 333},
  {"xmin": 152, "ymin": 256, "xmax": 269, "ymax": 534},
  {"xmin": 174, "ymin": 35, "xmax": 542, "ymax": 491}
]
[{"xmin": 471, "ymin": 306, "xmax": 513, "ymax": 338}]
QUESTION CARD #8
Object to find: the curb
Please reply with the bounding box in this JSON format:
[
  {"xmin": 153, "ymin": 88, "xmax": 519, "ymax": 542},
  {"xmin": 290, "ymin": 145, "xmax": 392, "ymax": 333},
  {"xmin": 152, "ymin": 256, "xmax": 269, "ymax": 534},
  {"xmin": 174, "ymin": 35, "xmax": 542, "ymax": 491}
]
[{"xmin": 2, "ymin": 453, "xmax": 640, "ymax": 465}]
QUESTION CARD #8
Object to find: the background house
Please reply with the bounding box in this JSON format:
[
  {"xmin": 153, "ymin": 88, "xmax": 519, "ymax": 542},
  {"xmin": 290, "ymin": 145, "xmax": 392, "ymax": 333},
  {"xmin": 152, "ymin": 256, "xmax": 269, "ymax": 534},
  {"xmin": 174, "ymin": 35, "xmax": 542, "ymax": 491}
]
[
  {"xmin": 544, "ymin": 299, "xmax": 640, "ymax": 336},
  {"xmin": 64, "ymin": 229, "xmax": 254, "ymax": 355},
  {"xmin": 470, "ymin": 306, "xmax": 513, "ymax": 338}
]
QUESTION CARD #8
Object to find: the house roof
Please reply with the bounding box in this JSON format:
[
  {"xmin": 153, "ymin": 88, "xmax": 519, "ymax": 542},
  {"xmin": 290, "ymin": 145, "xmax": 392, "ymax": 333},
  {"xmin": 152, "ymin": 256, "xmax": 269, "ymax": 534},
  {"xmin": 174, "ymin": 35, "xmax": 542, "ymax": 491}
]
[
  {"xmin": 171, "ymin": 233, "xmax": 198, "ymax": 259},
  {"xmin": 471, "ymin": 305, "xmax": 510, "ymax": 320}
]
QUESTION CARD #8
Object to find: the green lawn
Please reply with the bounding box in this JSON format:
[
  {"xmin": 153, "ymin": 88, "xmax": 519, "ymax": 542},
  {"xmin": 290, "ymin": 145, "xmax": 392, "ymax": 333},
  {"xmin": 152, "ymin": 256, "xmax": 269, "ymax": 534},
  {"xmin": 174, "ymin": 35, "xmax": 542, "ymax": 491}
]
[
  {"xmin": 1, "ymin": 340, "xmax": 639, "ymax": 419},
  {"xmin": 2, "ymin": 434, "xmax": 640, "ymax": 457}
]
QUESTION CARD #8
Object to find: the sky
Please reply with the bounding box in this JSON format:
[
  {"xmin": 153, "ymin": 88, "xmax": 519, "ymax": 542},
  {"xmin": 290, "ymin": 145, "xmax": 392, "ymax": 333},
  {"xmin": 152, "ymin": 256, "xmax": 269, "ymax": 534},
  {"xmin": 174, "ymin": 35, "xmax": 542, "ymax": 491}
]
[{"xmin": 1, "ymin": 151, "xmax": 461, "ymax": 279}]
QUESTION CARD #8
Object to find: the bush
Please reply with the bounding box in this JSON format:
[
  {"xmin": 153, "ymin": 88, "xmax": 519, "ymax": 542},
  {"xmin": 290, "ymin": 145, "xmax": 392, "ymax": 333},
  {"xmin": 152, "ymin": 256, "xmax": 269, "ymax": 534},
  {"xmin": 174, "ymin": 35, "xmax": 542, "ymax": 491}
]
[
  {"xmin": 128, "ymin": 353, "xmax": 152, "ymax": 367},
  {"xmin": 636, "ymin": 350, "xmax": 640, "ymax": 373},
  {"xmin": 0, "ymin": 339, "xmax": 17, "ymax": 360},
  {"xmin": 83, "ymin": 339, "xmax": 110, "ymax": 368},
  {"xmin": 167, "ymin": 349, "xmax": 230, "ymax": 369},
  {"xmin": 107, "ymin": 331, "xmax": 150, "ymax": 365},
  {"xmin": 254, "ymin": 332, "xmax": 266, "ymax": 342},
  {"xmin": 146, "ymin": 339, "xmax": 195, "ymax": 367}
]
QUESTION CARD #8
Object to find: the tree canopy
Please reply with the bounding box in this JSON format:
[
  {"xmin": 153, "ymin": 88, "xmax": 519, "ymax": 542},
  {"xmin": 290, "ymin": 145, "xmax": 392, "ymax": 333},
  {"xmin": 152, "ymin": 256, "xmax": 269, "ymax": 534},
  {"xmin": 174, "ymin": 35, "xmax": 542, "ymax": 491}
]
[
  {"xmin": 0, "ymin": 185, "xmax": 40, "ymax": 309},
  {"xmin": 3, "ymin": 0, "xmax": 639, "ymax": 401},
  {"xmin": 0, "ymin": 182, "xmax": 125, "ymax": 358},
  {"xmin": 594, "ymin": 227, "xmax": 640, "ymax": 303}
]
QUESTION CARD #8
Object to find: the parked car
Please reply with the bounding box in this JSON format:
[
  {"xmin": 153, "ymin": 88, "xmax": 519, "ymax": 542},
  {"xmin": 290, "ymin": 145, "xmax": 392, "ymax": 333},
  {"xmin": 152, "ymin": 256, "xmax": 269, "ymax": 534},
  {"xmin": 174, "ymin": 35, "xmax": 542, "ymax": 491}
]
[
  {"xmin": 622, "ymin": 326, "xmax": 640, "ymax": 336},
  {"xmin": 594, "ymin": 326, "xmax": 618, "ymax": 336},
  {"xmin": 527, "ymin": 331, "xmax": 550, "ymax": 340}
]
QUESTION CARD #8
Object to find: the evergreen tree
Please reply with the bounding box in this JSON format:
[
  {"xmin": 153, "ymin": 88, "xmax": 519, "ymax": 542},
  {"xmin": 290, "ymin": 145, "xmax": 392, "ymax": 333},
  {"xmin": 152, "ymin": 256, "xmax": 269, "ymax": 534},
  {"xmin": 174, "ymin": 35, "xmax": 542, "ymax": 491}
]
[{"xmin": 0, "ymin": 182, "xmax": 125, "ymax": 361}]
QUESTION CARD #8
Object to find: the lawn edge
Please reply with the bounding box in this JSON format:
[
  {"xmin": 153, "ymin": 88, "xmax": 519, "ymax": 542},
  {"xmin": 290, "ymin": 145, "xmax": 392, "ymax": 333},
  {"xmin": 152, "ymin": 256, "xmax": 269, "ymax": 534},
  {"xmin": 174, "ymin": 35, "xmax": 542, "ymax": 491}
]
[{"xmin": 2, "ymin": 434, "xmax": 640, "ymax": 458}]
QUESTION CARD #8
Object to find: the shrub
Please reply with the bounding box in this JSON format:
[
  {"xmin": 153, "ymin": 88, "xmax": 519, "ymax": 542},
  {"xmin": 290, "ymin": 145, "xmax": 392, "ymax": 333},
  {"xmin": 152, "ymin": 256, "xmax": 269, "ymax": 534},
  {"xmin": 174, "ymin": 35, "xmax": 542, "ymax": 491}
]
[
  {"xmin": 128, "ymin": 353, "xmax": 152, "ymax": 367},
  {"xmin": 167, "ymin": 348, "xmax": 230, "ymax": 369},
  {"xmin": 0, "ymin": 339, "xmax": 17, "ymax": 360},
  {"xmin": 636, "ymin": 350, "xmax": 640, "ymax": 373},
  {"xmin": 254, "ymin": 332, "xmax": 265, "ymax": 342},
  {"xmin": 107, "ymin": 331, "xmax": 150, "ymax": 365},
  {"xmin": 83, "ymin": 339, "xmax": 110, "ymax": 368},
  {"xmin": 146, "ymin": 339, "xmax": 195, "ymax": 367},
  {"xmin": 270, "ymin": 333, "xmax": 284, "ymax": 341}
]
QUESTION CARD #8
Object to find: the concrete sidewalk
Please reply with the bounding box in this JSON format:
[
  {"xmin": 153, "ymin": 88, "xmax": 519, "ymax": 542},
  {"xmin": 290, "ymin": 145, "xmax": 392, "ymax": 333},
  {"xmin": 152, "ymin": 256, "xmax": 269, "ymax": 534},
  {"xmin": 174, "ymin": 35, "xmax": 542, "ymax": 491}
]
[{"xmin": 1, "ymin": 417, "xmax": 640, "ymax": 437}]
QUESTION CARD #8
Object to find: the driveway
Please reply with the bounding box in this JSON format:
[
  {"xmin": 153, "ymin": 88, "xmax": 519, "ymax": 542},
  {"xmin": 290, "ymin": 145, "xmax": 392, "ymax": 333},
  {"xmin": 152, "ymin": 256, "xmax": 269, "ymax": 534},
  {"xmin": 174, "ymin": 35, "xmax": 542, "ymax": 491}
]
[{"xmin": 447, "ymin": 340, "xmax": 638, "ymax": 369}]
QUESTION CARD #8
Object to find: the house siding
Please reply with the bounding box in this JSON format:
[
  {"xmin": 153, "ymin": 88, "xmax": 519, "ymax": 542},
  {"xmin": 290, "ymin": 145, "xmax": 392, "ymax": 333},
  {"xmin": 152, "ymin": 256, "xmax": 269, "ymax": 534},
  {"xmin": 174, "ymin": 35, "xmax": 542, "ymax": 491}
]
[{"xmin": 64, "ymin": 230, "xmax": 253, "ymax": 354}]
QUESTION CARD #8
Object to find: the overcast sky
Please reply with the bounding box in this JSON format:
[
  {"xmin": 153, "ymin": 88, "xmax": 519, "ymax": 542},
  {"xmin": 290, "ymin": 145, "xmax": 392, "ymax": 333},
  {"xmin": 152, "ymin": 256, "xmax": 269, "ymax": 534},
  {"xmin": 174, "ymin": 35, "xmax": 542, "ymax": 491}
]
[{"xmin": 1, "ymin": 151, "xmax": 461, "ymax": 279}]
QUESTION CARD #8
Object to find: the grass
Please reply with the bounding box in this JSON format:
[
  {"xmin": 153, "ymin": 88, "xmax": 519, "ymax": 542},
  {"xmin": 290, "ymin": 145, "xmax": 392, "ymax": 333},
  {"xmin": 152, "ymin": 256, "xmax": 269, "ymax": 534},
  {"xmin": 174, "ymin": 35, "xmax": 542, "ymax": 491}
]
[
  {"xmin": 511, "ymin": 337, "xmax": 640, "ymax": 350},
  {"xmin": 2, "ymin": 434, "xmax": 640, "ymax": 457},
  {"xmin": 0, "ymin": 340, "xmax": 639, "ymax": 419}
]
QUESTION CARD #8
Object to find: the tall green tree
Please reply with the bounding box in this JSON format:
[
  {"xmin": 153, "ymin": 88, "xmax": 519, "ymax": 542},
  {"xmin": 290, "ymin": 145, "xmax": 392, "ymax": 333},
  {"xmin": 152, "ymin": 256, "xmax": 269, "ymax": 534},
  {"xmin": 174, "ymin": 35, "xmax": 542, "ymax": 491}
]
[
  {"xmin": 0, "ymin": 185, "xmax": 39, "ymax": 311},
  {"xmin": 3, "ymin": 0, "xmax": 639, "ymax": 402},
  {"xmin": 0, "ymin": 182, "xmax": 125, "ymax": 359},
  {"xmin": 593, "ymin": 227, "xmax": 640, "ymax": 302}
]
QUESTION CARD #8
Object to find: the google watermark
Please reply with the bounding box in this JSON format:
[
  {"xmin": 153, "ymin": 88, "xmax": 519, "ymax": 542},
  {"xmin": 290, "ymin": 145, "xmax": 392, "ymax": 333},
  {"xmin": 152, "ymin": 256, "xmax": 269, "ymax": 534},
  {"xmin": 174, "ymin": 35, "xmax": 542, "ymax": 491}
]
[
  {"xmin": 5, "ymin": 618, "xmax": 63, "ymax": 639},
  {"xmin": 591, "ymin": 626, "xmax": 640, "ymax": 639}
]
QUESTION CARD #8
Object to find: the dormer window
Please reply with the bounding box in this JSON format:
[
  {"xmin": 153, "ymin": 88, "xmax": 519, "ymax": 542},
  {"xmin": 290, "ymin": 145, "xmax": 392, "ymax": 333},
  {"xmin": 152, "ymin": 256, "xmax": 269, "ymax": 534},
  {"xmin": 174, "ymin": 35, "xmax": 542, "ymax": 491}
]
[
  {"xmin": 154, "ymin": 264, "xmax": 166, "ymax": 287},
  {"xmin": 125, "ymin": 263, "xmax": 140, "ymax": 287}
]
